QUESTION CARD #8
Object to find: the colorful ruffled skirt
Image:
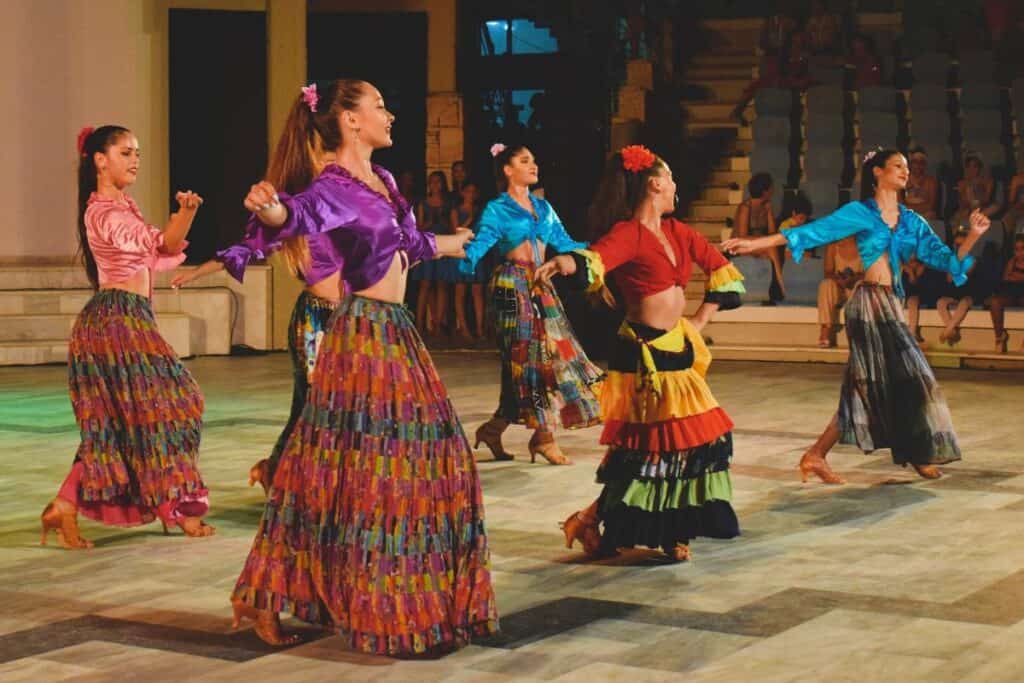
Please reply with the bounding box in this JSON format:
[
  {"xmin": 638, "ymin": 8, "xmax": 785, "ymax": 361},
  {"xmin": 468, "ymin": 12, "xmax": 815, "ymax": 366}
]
[
  {"xmin": 596, "ymin": 319, "xmax": 739, "ymax": 554},
  {"xmin": 489, "ymin": 260, "xmax": 604, "ymax": 430},
  {"xmin": 265, "ymin": 290, "xmax": 338, "ymax": 477},
  {"xmin": 231, "ymin": 294, "xmax": 498, "ymax": 656},
  {"xmin": 58, "ymin": 289, "xmax": 208, "ymax": 526},
  {"xmin": 838, "ymin": 283, "xmax": 961, "ymax": 465}
]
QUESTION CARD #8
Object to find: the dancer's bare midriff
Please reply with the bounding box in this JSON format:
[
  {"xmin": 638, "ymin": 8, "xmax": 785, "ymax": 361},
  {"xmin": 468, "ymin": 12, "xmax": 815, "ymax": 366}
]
[
  {"xmin": 306, "ymin": 270, "xmax": 343, "ymax": 303},
  {"xmin": 861, "ymin": 252, "xmax": 894, "ymax": 288},
  {"xmin": 354, "ymin": 251, "xmax": 410, "ymax": 304},
  {"xmin": 100, "ymin": 269, "xmax": 151, "ymax": 298},
  {"xmin": 626, "ymin": 285, "xmax": 688, "ymax": 332},
  {"xmin": 504, "ymin": 239, "xmax": 546, "ymax": 265}
]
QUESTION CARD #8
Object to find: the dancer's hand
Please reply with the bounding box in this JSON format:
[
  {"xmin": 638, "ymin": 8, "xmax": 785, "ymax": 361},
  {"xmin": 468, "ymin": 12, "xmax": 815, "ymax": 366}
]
[
  {"xmin": 534, "ymin": 254, "xmax": 576, "ymax": 285},
  {"xmin": 243, "ymin": 181, "xmax": 279, "ymax": 213},
  {"xmin": 175, "ymin": 191, "xmax": 204, "ymax": 212},
  {"xmin": 720, "ymin": 238, "xmax": 756, "ymax": 255},
  {"xmin": 968, "ymin": 208, "xmax": 991, "ymax": 236},
  {"xmin": 171, "ymin": 271, "xmax": 199, "ymax": 289}
]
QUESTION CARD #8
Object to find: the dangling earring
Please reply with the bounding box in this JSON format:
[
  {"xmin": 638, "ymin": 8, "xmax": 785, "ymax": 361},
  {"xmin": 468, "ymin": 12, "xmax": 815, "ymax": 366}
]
[{"xmin": 354, "ymin": 128, "xmax": 361, "ymax": 141}]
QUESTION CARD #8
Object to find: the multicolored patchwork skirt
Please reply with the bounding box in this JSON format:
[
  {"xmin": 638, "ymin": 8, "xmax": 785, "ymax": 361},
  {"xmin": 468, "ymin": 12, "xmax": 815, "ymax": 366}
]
[
  {"xmin": 265, "ymin": 290, "xmax": 338, "ymax": 476},
  {"xmin": 596, "ymin": 319, "xmax": 739, "ymax": 553},
  {"xmin": 231, "ymin": 295, "xmax": 498, "ymax": 656},
  {"xmin": 838, "ymin": 283, "xmax": 961, "ymax": 465},
  {"xmin": 60, "ymin": 289, "xmax": 207, "ymax": 527},
  {"xmin": 489, "ymin": 260, "xmax": 603, "ymax": 431}
]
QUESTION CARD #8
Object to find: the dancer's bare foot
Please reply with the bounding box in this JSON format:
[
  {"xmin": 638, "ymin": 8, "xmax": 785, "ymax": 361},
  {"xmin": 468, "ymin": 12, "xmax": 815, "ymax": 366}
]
[
  {"xmin": 798, "ymin": 451, "xmax": 845, "ymax": 485},
  {"xmin": 231, "ymin": 603, "xmax": 301, "ymax": 646},
  {"xmin": 248, "ymin": 459, "xmax": 271, "ymax": 496},
  {"xmin": 40, "ymin": 498, "xmax": 93, "ymax": 549},
  {"xmin": 665, "ymin": 543, "xmax": 692, "ymax": 562},
  {"xmin": 162, "ymin": 517, "xmax": 216, "ymax": 537},
  {"xmin": 910, "ymin": 463, "xmax": 942, "ymax": 479}
]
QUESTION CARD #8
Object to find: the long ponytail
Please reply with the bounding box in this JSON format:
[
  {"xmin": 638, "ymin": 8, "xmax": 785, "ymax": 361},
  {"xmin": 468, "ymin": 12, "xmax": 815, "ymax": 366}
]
[
  {"xmin": 264, "ymin": 79, "xmax": 366, "ymax": 277},
  {"xmin": 77, "ymin": 125, "xmax": 130, "ymax": 290}
]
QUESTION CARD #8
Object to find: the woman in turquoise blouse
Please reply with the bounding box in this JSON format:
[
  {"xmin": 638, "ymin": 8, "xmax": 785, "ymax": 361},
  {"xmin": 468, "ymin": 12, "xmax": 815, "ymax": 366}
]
[
  {"xmin": 460, "ymin": 143, "xmax": 603, "ymax": 465},
  {"xmin": 723, "ymin": 148, "xmax": 991, "ymax": 483}
]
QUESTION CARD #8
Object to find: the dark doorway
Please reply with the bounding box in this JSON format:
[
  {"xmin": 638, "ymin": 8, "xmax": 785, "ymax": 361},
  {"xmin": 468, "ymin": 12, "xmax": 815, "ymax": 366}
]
[
  {"xmin": 307, "ymin": 12, "xmax": 427, "ymax": 189},
  {"xmin": 168, "ymin": 9, "xmax": 268, "ymax": 262}
]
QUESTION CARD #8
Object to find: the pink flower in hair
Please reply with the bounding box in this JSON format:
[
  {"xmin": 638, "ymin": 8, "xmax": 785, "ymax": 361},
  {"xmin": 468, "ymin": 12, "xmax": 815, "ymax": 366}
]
[
  {"xmin": 490, "ymin": 142, "xmax": 506, "ymax": 157},
  {"xmin": 301, "ymin": 83, "xmax": 319, "ymax": 113},
  {"xmin": 77, "ymin": 126, "xmax": 95, "ymax": 156}
]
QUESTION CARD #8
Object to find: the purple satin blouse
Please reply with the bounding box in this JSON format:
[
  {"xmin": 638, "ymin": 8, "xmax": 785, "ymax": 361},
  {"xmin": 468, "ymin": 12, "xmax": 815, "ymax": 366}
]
[{"xmin": 216, "ymin": 164, "xmax": 435, "ymax": 290}]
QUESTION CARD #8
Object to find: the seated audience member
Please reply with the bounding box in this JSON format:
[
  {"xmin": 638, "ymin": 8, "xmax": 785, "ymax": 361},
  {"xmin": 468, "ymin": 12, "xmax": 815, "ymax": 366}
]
[
  {"xmin": 1000, "ymin": 169, "xmax": 1024, "ymax": 249},
  {"xmin": 761, "ymin": 0, "xmax": 800, "ymax": 56},
  {"xmin": 849, "ymin": 33, "xmax": 882, "ymax": 88},
  {"xmin": 935, "ymin": 229, "xmax": 980, "ymax": 346},
  {"xmin": 953, "ymin": 153, "xmax": 1000, "ymax": 227},
  {"xmin": 806, "ymin": 0, "xmax": 842, "ymax": 55},
  {"xmin": 733, "ymin": 30, "xmax": 812, "ymax": 125},
  {"xmin": 904, "ymin": 147, "xmax": 939, "ymax": 220},
  {"xmin": 989, "ymin": 234, "xmax": 1024, "ymax": 353},
  {"xmin": 735, "ymin": 172, "xmax": 787, "ymax": 301},
  {"xmin": 817, "ymin": 235, "xmax": 864, "ymax": 347}
]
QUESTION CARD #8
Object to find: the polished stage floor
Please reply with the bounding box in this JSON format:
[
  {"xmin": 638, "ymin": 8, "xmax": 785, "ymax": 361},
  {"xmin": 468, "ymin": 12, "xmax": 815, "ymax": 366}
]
[{"xmin": 1, "ymin": 350, "xmax": 1023, "ymax": 682}]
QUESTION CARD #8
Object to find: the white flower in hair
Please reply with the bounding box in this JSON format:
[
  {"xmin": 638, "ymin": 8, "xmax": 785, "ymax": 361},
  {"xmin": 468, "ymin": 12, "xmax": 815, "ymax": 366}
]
[{"xmin": 862, "ymin": 149, "xmax": 879, "ymax": 164}]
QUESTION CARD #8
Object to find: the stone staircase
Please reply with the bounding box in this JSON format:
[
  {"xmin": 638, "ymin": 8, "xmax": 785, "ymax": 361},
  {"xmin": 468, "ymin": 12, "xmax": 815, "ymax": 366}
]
[{"xmin": 0, "ymin": 265, "xmax": 273, "ymax": 366}]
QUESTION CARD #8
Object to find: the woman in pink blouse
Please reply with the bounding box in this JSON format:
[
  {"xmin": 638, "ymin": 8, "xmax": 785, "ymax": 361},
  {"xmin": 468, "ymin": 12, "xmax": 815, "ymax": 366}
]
[{"xmin": 40, "ymin": 125, "xmax": 213, "ymax": 549}]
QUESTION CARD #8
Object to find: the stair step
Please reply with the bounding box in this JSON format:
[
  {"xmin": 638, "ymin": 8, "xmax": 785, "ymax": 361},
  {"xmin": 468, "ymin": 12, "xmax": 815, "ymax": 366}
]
[
  {"xmin": 700, "ymin": 186, "xmax": 744, "ymax": 203},
  {"xmin": 713, "ymin": 156, "xmax": 750, "ymax": 172},
  {"xmin": 689, "ymin": 202, "xmax": 737, "ymax": 220},
  {"xmin": 684, "ymin": 102, "xmax": 754, "ymax": 123},
  {"xmin": 685, "ymin": 120, "xmax": 753, "ymax": 139},
  {"xmin": 686, "ymin": 220, "xmax": 729, "ymax": 241},
  {"xmin": 0, "ymin": 340, "xmax": 69, "ymax": 365},
  {"xmin": 708, "ymin": 169, "xmax": 751, "ymax": 185},
  {"xmin": 685, "ymin": 78, "xmax": 751, "ymax": 103},
  {"xmin": 686, "ymin": 66, "xmax": 755, "ymax": 81},
  {"xmin": 0, "ymin": 313, "xmax": 193, "ymax": 363},
  {"xmin": 691, "ymin": 52, "xmax": 759, "ymax": 67}
]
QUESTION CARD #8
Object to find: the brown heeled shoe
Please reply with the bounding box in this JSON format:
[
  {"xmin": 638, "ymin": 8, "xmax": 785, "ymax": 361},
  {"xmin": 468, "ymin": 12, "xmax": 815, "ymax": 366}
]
[
  {"xmin": 528, "ymin": 431, "xmax": 571, "ymax": 465},
  {"xmin": 40, "ymin": 498, "xmax": 93, "ymax": 549},
  {"xmin": 559, "ymin": 511, "xmax": 603, "ymax": 555},
  {"xmin": 473, "ymin": 418, "xmax": 514, "ymax": 461},
  {"xmin": 248, "ymin": 459, "xmax": 271, "ymax": 496},
  {"xmin": 909, "ymin": 463, "xmax": 942, "ymax": 479},
  {"xmin": 231, "ymin": 602, "xmax": 301, "ymax": 646},
  {"xmin": 798, "ymin": 452, "xmax": 845, "ymax": 485}
]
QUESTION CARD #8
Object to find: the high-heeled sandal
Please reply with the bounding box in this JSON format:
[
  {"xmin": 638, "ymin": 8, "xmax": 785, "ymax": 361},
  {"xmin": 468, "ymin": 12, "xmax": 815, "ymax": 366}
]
[
  {"xmin": 40, "ymin": 498, "xmax": 93, "ymax": 549},
  {"xmin": 798, "ymin": 453, "xmax": 845, "ymax": 485},
  {"xmin": 908, "ymin": 463, "xmax": 942, "ymax": 479},
  {"xmin": 161, "ymin": 517, "xmax": 216, "ymax": 537},
  {"xmin": 473, "ymin": 417, "xmax": 514, "ymax": 461},
  {"xmin": 248, "ymin": 458, "xmax": 271, "ymax": 496},
  {"xmin": 231, "ymin": 602, "xmax": 302, "ymax": 646},
  {"xmin": 948, "ymin": 327, "xmax": 962, "ymax": 346},
  {"xmin": 559, "ymin": 511, "xmax": 603, "ymax": 555},
  {"xmin": 528, "ymin": 431, "xmax": 571, "ymax": 465},
  {"xmin": 995, "ymin": 330, "xmax": 1009, "ymax": 354}
]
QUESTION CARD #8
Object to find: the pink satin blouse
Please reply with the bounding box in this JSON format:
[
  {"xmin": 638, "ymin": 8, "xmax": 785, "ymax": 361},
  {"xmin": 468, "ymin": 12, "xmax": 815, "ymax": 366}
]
[{"xmin": 85, "ymin": 193, "xmax": 187, "ymax": 295}]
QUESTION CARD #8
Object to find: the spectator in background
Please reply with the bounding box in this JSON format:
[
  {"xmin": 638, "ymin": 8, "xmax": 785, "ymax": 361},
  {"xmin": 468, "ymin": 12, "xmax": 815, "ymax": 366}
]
[
  {"xmin": 935, "ymin": 228, "xmax": 979, "ymax": 346},
  {"xmin": 450, "ymin": 160, "xmax": 468, "ymax": 199},
  {"xmin": 952, "ymin": 7, "xmax": 989, "ymax": 52},
  {"xmin": 760, "ymin": 0, "xmax": 800, "ymax": 56},
  {"xmin": 983, "ymin": 0, "xmax": 1017, "ymax": 46},
  {"xmin": 989, "ymin": 234, "xmax": 1024, "ymax": 352},
  {"xmin": 904, "ymin": 148, "xmax": 939, "ymax": 220},
  {"xmin": 397, "ymin": 169, "xmax": 418, "ymax": 204},
  {"xmin": 817, "ymin": 235, "xmax": 864, "ymax": 347},
  {"xmin": 849, "ymin": 33, "xmax": 882, "ymax": 88},
  {"xmin": 806, "ymin": 0, "xmax": 842, "ymax": 55},
  {"xmin": 733, "ymin": 29, "xmax": 812, "ymax": 125},
  {"xmin": 1000, "ymin": 168, "xmax": 1024, "ymax": 249},
  {"xmin": 735, "ymin": 172, "xmax": 787, "ymax": 301},
  {"xmin": 902, "ymin": 256, "xmax": 929, "ymax": 345},
  {"xmin": 953, "ymin": 152, "xmax": 999, "ymax": 227}
]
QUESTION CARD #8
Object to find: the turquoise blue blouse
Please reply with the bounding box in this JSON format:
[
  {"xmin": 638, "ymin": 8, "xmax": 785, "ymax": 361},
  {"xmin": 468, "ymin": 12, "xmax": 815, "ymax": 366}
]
[
  {"xmin": 459, "ymin": 192, "xmax": 587, "ymax": 274},
  {"xmin": 782, "ymin": 199, "xmax": 974, "ymax": 298}
]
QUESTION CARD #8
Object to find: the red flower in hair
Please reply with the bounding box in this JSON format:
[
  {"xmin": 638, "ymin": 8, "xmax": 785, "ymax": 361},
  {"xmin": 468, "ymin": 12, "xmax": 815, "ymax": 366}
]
[
  {"xmin": 620, "ymin": 145, "xmax": 656, "ymax": 173},
  {"xmin": 77, "ymin": 126, "xmax": 95, "ymax": 157}
]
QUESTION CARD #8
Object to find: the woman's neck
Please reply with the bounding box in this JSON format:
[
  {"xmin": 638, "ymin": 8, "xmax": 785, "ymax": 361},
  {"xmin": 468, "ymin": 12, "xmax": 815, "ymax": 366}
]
[
  {"xmin": 335, "ymin": 144, "xmax": 374, "ymax": 180},
  {"xmin": 507, "ymin": 184, "xmax": 530, "ymax": 203},
  {"xmin": 634, "ymin": 199, "xmax": 666, "ymax": 229},
  {"xmin": 875, "ymin": 187, "xmax": 900, "ymax": 212},
  {"xmin": 95, "ymin": 178, "xmax": 126, "ymax": 200}
]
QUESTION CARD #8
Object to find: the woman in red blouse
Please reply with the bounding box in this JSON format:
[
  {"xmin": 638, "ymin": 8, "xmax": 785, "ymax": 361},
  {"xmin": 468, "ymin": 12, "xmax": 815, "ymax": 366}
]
[{"xmin": 535, "ymin": 146, "xmax": 745, "ymax": 562}]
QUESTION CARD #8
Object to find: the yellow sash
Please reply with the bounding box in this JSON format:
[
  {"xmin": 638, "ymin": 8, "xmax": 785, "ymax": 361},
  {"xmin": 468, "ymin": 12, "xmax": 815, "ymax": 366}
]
[{"xmin": 617, "ymin": 318, "xmax": 709, "ymax": 397}]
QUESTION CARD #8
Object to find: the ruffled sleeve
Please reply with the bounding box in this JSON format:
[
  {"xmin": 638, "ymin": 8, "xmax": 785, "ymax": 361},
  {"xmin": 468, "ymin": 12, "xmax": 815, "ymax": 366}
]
[
  {"xmin": 782, "ymin": 201, "xmax": 867, "ymax": 263},
  {"xmin": 910, "ymin": 211, "xmax": 975, "ymax": 285},
  {"xmin": 566, "ymin": 220, "xmax": 641, "ymax": 292}
]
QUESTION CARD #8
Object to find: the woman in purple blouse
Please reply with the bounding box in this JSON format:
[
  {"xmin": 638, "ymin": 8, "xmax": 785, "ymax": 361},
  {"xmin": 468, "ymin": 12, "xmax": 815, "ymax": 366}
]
[{"xmin": 227, "ymin": 80, "xmax": 498, "ymax": 654}]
